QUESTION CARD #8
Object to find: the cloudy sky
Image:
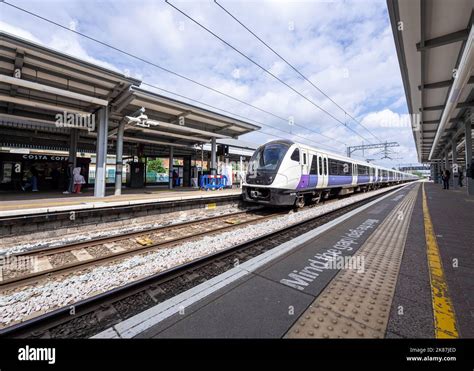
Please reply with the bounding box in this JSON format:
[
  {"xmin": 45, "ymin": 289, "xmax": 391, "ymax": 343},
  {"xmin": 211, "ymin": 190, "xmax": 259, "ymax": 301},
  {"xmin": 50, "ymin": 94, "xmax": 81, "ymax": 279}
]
[{"xmin": 0, "ymin": 0, "xmax": 419, "ymax": 167}]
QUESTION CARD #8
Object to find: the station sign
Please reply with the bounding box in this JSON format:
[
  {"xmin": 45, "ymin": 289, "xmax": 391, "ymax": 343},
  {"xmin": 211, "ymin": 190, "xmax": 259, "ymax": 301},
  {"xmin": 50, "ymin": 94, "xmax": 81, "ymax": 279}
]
[
  {"xmin": 21, "ymin": 154, "xmax": 69, "ymax": 162},
  {"xmin": 1, "ymin": 153, "xmax": 69, "ymax": 162}
]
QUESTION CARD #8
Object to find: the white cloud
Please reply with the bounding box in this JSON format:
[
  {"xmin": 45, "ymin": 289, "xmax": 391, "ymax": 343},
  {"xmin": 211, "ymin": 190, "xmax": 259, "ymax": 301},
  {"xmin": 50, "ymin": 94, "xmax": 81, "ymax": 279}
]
[
  {"xmin": 0, "ymin": 21, "xmax": 41, "ymax": 44},
  {"xmin": 0, "ymin": 0, "xmax": 418, "ymax": 166}
]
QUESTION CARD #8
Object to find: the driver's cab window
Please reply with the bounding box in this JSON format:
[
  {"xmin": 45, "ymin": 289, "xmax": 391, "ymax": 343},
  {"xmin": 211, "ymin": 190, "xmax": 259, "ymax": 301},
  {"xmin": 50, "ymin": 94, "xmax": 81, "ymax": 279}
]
[{"xmin": 290, "ymin": 148, "xmax": 300, "ymax": 162}]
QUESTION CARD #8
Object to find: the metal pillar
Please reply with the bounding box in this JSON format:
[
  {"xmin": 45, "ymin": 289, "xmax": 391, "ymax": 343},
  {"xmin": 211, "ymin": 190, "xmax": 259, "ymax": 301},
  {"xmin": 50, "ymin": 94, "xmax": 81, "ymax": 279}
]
[
  {"xmin": 465, "ymin": 112, "xmax": 473, "ymax": 195},
  {"xmin": 94, "ymin": 107, "xmax": 108, "ymax": 198},
  {"xmin": 435, "ymin": 161, "xmax": 441, "ymax": 183},
  {"xmin": 211, "ymin": 137, "xmax": 217, "ymax": 175},
  {"xmin": 68, "ymin": 128, "xmax": 78, "ymax": 167},
  {"xmin": 183, "ymin": 156, "xmax": 191, "ymax": 187},
  {"xmin": 239, "ymin": 155, "xmax": 243, "ymax": 189},
  {"xmin": 114, "ymin": 121, "xmax": 125, "ymax": 196},
  {"xmin": 444, "ymin": 151, "xmax": 449, "ymax": 180},
  {"xmin": 451, "ymin": 138, "xmax": 457, "ymax": 188},
  {"xmin": 200, "ymin": 144, "xmax": 204, "ymax": 184},
  {"xmin": 168, "ymin": 146, "xmax": 174, "ymax": 190}
]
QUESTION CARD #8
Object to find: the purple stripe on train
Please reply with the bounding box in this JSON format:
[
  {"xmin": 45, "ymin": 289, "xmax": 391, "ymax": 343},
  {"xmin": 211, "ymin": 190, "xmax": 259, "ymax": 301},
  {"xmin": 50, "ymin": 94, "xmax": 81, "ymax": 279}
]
[
  {"xmin": 297, "ymin": 175, "xmax": 356, "ymax": 189},
  {"xmin": 296, "ymin": 175, "xmax": 310, "ymax": 189},
  {"xmin": 357, "ymin": 176, "xmax": 370, "ymax": 184},
  {"xmin": 328, "ymin": 175, "xmax": 352, "ymax": 186},
  {"xmin": 309, "ymin": 175, "xmax": 318, "ymax": 187}
]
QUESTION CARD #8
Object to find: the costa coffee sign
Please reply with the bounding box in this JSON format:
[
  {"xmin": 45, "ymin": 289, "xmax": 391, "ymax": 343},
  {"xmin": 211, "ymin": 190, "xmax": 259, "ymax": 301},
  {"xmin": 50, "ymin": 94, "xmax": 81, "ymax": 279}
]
[{"xmin": 21, "ymin": 154, "xmax": 69, "ymax": 161}]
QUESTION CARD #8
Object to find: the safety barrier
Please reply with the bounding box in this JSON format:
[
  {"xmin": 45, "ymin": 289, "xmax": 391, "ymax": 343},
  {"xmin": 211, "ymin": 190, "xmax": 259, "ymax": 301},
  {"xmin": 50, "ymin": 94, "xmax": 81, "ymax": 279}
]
[{"xmin": 200, "ymin": 175, "xmax": 228, "ymax": 190}]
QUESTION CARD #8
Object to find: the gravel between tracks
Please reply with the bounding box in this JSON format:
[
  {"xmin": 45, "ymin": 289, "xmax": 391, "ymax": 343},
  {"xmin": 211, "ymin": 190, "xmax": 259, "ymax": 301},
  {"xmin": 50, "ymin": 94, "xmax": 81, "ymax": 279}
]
[
  {"xmin": 0, "ymin": 205, "xmax": 248, "ymax": 256},
  {"xmin": 0, "ymin": 185, "xmax": 403, "ymax": 327}
]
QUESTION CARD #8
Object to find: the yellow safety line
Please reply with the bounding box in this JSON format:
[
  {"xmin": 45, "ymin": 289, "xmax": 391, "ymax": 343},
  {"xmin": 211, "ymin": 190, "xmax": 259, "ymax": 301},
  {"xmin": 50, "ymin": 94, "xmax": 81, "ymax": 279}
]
[{"xmin": 422, "ymin": 183, "xmax": 459, "ymax": 338}]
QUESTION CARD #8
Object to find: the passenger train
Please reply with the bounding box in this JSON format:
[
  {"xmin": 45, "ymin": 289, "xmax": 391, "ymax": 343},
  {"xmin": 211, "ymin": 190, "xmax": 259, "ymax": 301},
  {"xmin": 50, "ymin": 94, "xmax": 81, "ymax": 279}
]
[{"xmin": 243, "ymin": 140, "xmax": 418, "ymax": 207}]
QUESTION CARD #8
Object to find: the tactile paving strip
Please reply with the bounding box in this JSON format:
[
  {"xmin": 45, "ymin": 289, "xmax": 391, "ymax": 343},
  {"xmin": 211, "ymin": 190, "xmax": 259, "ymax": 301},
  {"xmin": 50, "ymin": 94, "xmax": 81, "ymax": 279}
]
[
  {"xmin": 285, "ymin": 185, "xmax": 420, "ymax": 338},
  {"xmin": 289, "ymin": 304, "xmax": 382, "ymax": 338}
]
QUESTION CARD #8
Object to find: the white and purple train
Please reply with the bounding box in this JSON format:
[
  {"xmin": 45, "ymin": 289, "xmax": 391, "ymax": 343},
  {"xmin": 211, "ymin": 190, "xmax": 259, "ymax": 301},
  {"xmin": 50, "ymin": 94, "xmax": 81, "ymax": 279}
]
[{"xmin": 243, "ymin": 140, "xmax": 417, "ymax": 207}]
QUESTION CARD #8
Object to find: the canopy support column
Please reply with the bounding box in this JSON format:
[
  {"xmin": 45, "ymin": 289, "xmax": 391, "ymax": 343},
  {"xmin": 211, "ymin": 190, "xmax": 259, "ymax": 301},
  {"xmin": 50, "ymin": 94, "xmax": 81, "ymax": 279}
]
[
  {"xmin": 211, "ymin": 137, "xmax": 217, "ymax": 175},
  {"xmin": 94, "ymin": 107, "xmax": 108, "ymax": 198},
  {"xmin": 68, "ymin": 128, "xmax": 78, "ymax": 167},
  {"xmin": 451, "ymin": 138, "xmax": 458, "ymax": 189},
  {"xmin": 114, "ymin": 121, "xmax": 125, "ymax": 196},
  {"xmin": 169, "ymin": 146, "xmax": 174, "ymax": 190},
  {"xmin": 466, "ymin": 111, "xmax": 473, "ymax": 195}
]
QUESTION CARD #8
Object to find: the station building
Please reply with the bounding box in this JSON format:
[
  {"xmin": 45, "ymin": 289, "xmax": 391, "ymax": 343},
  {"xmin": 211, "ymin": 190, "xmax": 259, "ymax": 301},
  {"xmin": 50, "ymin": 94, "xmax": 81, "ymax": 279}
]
[{"xmin": 0, "ymin": 32, "xmax": 260, "ymax": 197}]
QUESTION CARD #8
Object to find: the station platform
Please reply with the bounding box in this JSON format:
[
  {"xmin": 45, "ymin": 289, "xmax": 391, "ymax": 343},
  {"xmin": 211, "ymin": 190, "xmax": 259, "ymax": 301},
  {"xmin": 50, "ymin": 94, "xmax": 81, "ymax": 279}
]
[
  {"xmin": 94, "ymin": 181, "xmax": 473, "ymax": 339},
  {"xmin": 0, "ymin": 186, "xmax": 242, "ymax": 218}
]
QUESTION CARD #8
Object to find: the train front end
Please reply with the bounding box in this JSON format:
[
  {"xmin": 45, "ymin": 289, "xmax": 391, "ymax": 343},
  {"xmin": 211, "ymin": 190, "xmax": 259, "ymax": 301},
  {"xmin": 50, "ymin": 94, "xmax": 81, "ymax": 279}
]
[{"xmin": 243, "ymin": 140, "xmax": 299, "ymax": 206}]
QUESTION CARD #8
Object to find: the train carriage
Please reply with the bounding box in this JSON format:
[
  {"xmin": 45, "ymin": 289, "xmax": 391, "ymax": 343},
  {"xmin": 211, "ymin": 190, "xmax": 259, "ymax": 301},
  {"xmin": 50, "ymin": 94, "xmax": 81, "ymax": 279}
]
[{"xmin": 243, "ymin": 140, "xmax": 417, "ymax": 207}]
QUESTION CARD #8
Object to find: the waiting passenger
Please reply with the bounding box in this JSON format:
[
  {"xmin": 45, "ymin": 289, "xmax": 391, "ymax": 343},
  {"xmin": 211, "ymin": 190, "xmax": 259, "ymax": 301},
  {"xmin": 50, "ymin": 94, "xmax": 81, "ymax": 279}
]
[
  {"xmin": 73, "ymin": 167, "xmax": 85, "ymax": 194},
  {"xmin": 458, "ymin": 170, "xmax": 464, "ymax": 187},
  {"xmin": 172, "ymin": 169, "xmax": 179, "ymax": 187},
  {"xmin": 63, "ymin": 161, "xmax": 74, "ymax": 194},
  {"xmin": 21, "ymin": 166, "xmax": 39, "ymax": 192},
  {"xmin": 442, "ymin": 169, "xmax": 451, "ymax": 190}
]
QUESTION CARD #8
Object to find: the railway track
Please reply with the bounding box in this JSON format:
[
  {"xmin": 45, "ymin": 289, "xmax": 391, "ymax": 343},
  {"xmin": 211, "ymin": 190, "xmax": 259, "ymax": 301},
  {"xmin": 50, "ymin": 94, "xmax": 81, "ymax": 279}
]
[
  {"xmin": 0, "ymin": 184, "xmax": 407, "ymax": 339},
  {"xmin": 0, "ymin": 208, "xmax": 283, "ymax": 288}
]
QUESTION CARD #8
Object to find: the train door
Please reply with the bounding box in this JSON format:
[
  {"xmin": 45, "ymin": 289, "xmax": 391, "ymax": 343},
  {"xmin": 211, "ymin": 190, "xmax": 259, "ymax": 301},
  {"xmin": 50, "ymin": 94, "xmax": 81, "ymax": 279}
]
[
  {"xmin": 316, "ymin": 154, "xmax": 323, "ymax": 188},
  {"xmin": 352, "ymin": 163, "xmax": 358, "ymax": 186},
  {"xmin": 295, "ymin": 148, "xmax": 310, "ymax": 189},
  {"xmin": 301, "ymin": 149, "xmax": 309, "ymax": 176},
  {"xmin": 321, "ymin": 154, "xmax": 329, "ymax": 188}
]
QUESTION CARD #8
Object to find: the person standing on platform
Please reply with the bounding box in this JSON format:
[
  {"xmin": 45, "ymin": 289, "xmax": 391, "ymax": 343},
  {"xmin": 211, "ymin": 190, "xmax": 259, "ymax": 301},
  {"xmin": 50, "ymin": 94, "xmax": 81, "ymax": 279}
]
[
  {"xmin": 172, "ymin": 169, "xmax": 179, "ymax": 187},
  {"xmin": 63, "ymin": 161, "xmax": 74, "ymax": 194},
  {"xmin": 73, "ymin": 167, "xmax": 85, "ymax": 194},
  {"xmin": 458, "ymin": 169, "xmax": 464, "ymax": 187},
  {"xmin": 442, "ymin": 169, "xmax": 451, "ymax": 190},
  {"xmin": 21, "ymin": 166, "xmax": 39, "ymax": 192}
]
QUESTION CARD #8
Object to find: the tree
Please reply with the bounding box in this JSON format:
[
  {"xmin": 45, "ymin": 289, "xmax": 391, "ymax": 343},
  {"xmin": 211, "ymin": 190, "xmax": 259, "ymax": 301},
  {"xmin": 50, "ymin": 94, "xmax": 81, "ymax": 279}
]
[{"xmin": 147, "ymin": 158, "xmax": 166, "ymax": 173}]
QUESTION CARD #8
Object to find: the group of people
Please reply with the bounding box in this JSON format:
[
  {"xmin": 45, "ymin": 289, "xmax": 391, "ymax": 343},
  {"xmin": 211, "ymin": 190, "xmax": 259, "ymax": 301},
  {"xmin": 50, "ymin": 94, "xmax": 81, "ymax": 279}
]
[
  {"xmin": 63, "ymin": 162, "xmax": 86, "ymax": 194},
  {"xmin": 21, "ymin": 162, "xmax": 86, "ymax": 194},
  {"xmin": 440, "ymin": 169, "xmax": 464, "ymax": 190}
]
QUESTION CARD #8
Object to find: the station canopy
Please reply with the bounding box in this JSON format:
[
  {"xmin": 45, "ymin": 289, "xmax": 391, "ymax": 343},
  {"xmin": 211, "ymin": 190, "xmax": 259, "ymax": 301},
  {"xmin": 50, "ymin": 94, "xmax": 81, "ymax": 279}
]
[
  {"xmin": 388, "ymin": 0, "xmax": 473, "ymax": 163},
  {"xmin": 0, "ymin": 31, "xmax": 260, "ymax": 157}
]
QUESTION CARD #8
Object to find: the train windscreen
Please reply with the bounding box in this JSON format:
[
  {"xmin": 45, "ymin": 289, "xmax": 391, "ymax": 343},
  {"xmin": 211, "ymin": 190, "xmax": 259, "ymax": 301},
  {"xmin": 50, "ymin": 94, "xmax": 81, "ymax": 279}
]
[{"xmin": 249, "ymin": 142, "xmax": 290, "ymax": 173}]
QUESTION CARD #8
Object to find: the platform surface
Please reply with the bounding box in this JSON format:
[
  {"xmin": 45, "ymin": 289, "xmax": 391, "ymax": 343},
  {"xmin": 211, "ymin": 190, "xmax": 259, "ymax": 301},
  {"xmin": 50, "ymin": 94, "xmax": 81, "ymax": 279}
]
[
  {"xmin": 0, "ymin": 186, "xmax": 241, "ymax": 217},
  {"xmin": 93, "ymin": 181, "xmax": 473, "ymax": 339}
]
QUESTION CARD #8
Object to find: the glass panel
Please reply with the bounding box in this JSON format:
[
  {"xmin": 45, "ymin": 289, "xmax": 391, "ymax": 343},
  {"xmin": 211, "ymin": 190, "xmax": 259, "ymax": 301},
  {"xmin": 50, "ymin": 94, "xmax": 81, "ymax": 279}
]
[
  {"xmin": 249, "ymin": 142, "xmax": 290, "ymax": 172},
  {"xmin": 290, "ymin": 148, "xmax": 300, "ymax": 162}
]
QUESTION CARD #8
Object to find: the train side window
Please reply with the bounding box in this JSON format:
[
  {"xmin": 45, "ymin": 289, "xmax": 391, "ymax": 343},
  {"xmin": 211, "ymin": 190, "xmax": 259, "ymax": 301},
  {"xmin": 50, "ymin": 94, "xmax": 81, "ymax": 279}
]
[
  {"xmin": 324, "ymin": 158, "xmax": 328, "ymax": 175},
  {"xmin": 303, "ymin": 153, "xmax": 307, "ymax": 165},
  {"xmin": 310, "ymin": 156, "xmax": 318, "ymax": 175},
  {"xmin": 291, "ymin": 148, "xmax": 300, "ymax": 162},
  {"xmin": 328, "ymin": 158, "xmax": 338, "ymax": 175},
  {"xmin": 318, "ymin": 156, "xmax": 322, "ymax": 175}
]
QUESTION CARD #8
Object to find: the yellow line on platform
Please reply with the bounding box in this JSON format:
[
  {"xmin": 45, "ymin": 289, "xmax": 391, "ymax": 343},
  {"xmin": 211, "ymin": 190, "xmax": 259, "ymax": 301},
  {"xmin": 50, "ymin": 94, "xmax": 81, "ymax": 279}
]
[{"xmin": 422, "ymin": 183, "xmax": 458, "ymax": 338}]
